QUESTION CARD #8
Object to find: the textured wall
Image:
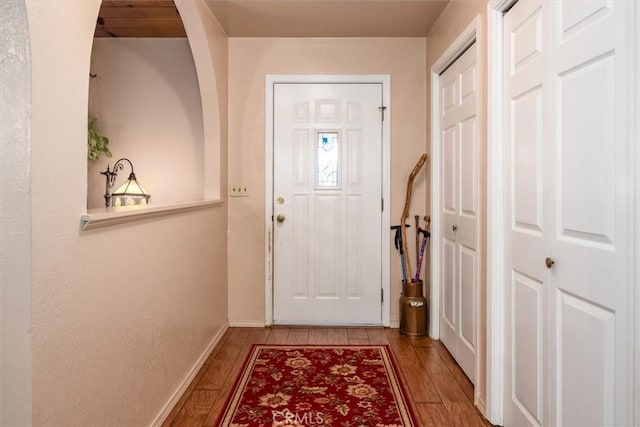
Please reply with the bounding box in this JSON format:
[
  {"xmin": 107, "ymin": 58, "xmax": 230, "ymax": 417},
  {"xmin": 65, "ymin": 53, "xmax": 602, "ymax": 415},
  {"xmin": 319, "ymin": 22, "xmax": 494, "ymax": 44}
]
[
  {"xmin": 25, "ymin": 1, "xmax": 229, "ymax": 425},
  {"xmin": 228, "ymin": 38, "xmax": 427, "ymax": 326},
  {"xmin": 0, "ymin": 0, "xmax": 32, "ymax": 424}
]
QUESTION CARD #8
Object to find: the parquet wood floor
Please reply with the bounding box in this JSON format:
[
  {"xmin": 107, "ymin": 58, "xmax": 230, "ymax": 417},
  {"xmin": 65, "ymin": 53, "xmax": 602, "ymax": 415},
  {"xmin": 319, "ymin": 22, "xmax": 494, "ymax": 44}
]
[{"xmin": 162, "ymin": 327, "xmax": 493, "ymax": 427}]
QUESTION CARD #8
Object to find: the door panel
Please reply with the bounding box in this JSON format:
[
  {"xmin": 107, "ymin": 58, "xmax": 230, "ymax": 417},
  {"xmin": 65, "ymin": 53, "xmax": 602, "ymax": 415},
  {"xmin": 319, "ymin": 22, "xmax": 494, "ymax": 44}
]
[
  {"xmin": 503, "ymin": 0, "xmax": 632, "ymax": 425},
  {"xmin": 459, "ymin": 245, "xmax": 476, "ymax": 348},
  {"xmin": 560, "ymin": 1, "xmax": 611, "ymax": 38},
  {"xmin": 558, "ymin": 291, "xmax": 615, "ymax": 426},
  {"xmin": 557, "ymin": 55, "xmax": 615, "ymax": 248},
  {"xmin": 504, "ymin": 2, "xmax": 548, "ymax": 425},
  {"xmin": 460, "ymin": 116, "xmax": 477, "ymax": 216},
  {"xmin": 439, "ymin": 42, "xmax": 478, "ymax": 384},
  {"xmin": 442, "ymin": 238, "xmax": 457, "ymax": 332},
  {"xmin": 273, "ymin": 83, "xmax": 383, "ymax": 325},
  {"xmin": 511, "ymin": 89, "xmax": 543, "ymax": 233},
  {"xmin": 443, "ymin": 126, "xmax": 457, "ymax": 213},
  {"xmin": 550, "ymin": 0, "xmax": 630, "ymax": 424},
  {"xmin": 512, "ymin": 272, "xmax": 543, "ymax": 425}
]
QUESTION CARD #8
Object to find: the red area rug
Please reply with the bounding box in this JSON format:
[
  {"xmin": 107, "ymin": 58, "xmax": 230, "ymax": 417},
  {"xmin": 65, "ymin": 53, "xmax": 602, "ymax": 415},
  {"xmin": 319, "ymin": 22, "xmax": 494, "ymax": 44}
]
[{"xmin": 216, "ymin": 345, "xmax": 417, "ymax": 426}]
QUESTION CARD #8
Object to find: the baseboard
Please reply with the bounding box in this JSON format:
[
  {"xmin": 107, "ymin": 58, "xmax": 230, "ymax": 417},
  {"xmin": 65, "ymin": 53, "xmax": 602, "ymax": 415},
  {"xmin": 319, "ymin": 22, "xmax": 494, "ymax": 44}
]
[
  {"xmin": 475, "ymin": 396, "xmax": 488, "ymax": 419},
  {"xmin": 229, "ymin": 320, "xmax": 266, "ymax": 327},
  {"xmin": 150, "ymin": 322, "xmax": 229, "ymax": 427}
]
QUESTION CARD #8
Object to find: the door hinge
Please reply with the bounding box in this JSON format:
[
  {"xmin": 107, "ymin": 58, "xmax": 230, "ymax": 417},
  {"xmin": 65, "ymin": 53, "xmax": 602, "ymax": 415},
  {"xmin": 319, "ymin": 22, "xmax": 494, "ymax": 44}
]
[
  {"xmin": 381, "ymin": 198, "xmax": 384, "ymax": 211},
  {"xmin": 378, "ymin": 106, "xmax": 387, "ymax": 121},
  {"xmin": 381, "ymin": 289, "xmax": 384, "ymax": 303}
]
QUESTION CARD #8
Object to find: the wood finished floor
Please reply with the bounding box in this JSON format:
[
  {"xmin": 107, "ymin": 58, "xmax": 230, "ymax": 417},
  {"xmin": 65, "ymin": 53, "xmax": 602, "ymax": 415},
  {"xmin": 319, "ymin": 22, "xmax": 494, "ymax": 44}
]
[{"xmin": 162, "ymin": 328, "xmax": 492, "ymax": 427}]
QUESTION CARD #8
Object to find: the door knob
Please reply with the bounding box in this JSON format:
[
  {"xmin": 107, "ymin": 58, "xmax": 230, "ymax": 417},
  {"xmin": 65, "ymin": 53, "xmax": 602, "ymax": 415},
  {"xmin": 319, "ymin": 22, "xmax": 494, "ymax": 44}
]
[
  {"xmin": 452, "ymin": 225, "xmax": 458, "ymax": 232},
  {"xmin": 276, "ymin": 214, "xmax": 285, "ymax": 223},
  {"xmin": 545, "ymin": 257, "xmax": 555, "ymax": 269}
]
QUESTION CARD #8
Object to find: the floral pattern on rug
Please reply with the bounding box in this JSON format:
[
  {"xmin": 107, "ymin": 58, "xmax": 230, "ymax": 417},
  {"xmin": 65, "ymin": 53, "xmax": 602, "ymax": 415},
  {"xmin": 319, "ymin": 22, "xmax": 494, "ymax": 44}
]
[{"xmin": 218, "ymin": 345, "xmax": 416, "ymax": 427}]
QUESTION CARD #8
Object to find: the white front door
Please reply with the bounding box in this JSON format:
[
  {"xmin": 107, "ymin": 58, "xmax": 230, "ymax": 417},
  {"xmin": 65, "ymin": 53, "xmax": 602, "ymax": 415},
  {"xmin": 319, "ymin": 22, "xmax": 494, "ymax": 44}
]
[
  {"xmin": 272, "ymin": 82, "xmax": 384, "ymax": 325},
  {"xmin": 503, "ymin": 1, "xmax": 634, "ymax": 425},
  {"xmin": 439, "ymin": 42, "xmax": 479, "ymax": 384}
]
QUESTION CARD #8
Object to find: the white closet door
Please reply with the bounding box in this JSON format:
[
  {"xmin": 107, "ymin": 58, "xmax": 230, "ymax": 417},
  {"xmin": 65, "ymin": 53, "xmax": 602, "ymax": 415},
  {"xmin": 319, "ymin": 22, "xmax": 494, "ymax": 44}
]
[
  {"xmin": 439, "ymin": 42, "xmax": 478, "ymax": 384},
  {"xmin": 503, "ymin": 1, "xmax": 633, "ymax": 425},
  {"xmin": 548, "ymin": 1, "xmax": 632, "ymax": 424},
  {"xmin": 503, "ymin": 1, "xmax": 549, "ymax": 425}
]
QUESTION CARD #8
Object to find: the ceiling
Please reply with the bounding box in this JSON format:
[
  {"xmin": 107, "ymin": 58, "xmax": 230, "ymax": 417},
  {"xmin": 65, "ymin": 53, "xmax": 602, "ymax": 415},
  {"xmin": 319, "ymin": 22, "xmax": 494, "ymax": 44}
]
[
  {"xmin": 94, "ymin": 0, "xmax": 449, "ymax": 38},
  {"xmin": 95, "ymin": 1, "xmax": 187, "ymax": 38},
  {"xmin": 203, "ymin": 1, "xmax": 450, "ymax": 37}
]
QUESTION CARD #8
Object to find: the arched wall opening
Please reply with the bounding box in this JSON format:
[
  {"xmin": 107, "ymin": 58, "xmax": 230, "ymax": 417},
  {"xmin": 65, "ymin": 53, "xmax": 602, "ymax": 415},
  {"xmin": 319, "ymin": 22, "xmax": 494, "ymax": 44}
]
[{"xmin": 86, "ymin": 0, "xmax": 224, "ymax": 210}]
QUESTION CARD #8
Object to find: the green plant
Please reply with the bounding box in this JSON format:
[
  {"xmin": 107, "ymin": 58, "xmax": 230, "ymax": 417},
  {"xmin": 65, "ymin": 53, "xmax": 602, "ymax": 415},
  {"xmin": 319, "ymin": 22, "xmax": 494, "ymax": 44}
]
[{"xmin": 87, "ymin": 116, "xmax": 112, "ymax": 161}]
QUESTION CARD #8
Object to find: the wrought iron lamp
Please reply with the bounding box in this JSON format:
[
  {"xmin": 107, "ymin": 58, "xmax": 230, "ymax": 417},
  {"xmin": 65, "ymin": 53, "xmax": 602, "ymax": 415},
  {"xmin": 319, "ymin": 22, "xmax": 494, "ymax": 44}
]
[{"xmin": 101, "ymin": 158, "xmax": 150, "ymax": 207}]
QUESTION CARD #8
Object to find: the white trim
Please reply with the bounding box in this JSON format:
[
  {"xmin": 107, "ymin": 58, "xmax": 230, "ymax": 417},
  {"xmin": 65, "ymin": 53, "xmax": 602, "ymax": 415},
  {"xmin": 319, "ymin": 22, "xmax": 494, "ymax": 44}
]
[
  {"xmin": 265, "ymin": 78, "xmax": 275, "ymax": 327},
  {"xmin": 229, "ymin": 321, "xmax": 266, "ymax": 328},
  {"xmin": 486, "ymin": 0, "xmax": 517, "ymax": 425},
  {"xmin": 429, "ymin": 13, "xmax": 484, "ymax": 413},
  {"xmin": 633, "ymin": 2, "xmax": 640, "ymax": 425},
  {"xmin": 475, "ymin": 15, "xmax": 488, "ymax": 418},
  {"xmin": 151, "ymin": 323, "xmax": 229, "ymax": 427},
  {"xmin": 264, "ymin": 74, "xmax": 391, "ymax": 327},
  {"xmin": 81, "ymin": 199, "xmax": 224, "ymax": 230},
  {"xmin": 431, "ymin": 18, "xmax": 479, "ymax": 74}
]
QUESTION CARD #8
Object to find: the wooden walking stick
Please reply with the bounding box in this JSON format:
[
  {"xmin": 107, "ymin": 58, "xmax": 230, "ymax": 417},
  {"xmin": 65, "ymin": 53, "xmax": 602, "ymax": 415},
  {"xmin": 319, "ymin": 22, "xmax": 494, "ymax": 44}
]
[{"xmin": 401, "ymin": 153, "xmax": 428, "ymax": 282}]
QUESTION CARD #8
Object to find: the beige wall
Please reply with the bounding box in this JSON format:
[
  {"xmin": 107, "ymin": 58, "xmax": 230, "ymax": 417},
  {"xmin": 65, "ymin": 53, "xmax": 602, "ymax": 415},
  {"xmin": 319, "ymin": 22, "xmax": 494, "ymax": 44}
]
[
  {"xmin": 228, "ymin": 38, "xmax": 428, "ymax": 326},
  {"xmin": 426, "ymin": 0, "xmax": 489, "ymax": 412},
  {"xmin": 88, "ymin": 38, "xmax": 205, "ymax": 208},
  {"xmin": 25, "ymin": 0, "xmax": 229, "ymax": 425}
]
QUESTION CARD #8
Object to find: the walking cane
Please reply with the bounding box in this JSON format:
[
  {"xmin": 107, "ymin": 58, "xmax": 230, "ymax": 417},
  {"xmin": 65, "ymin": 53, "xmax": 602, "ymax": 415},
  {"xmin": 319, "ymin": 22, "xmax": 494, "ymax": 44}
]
[
  {"xmin": 391, "ymin": 224, "xmax": 411, "ymax": 283},
  {"xmin": 414, "ymin": 216, "xmax": 431, "ymax": 281},
  {"xmin": 415, "ymin": 215, "xmax": 420, "ymax": 266}
]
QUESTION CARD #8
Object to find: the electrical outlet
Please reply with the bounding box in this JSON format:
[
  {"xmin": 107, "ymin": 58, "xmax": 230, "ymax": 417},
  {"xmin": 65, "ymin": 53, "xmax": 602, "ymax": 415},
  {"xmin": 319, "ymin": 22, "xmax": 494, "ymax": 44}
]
[{"xmin": 230, "ymin": 185, "xmax": 249, "ymax": 197}]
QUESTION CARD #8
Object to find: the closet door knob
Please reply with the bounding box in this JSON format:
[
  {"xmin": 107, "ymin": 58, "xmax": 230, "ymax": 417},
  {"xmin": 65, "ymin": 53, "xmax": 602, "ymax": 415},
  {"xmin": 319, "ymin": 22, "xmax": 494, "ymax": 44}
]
[
  {"xmin": 452, "ymin": 225, "xmax": 458, "ymax": 232},
  {"xmin": 545, "ymin": 257, "xmax": 555, "ymax": 269}
]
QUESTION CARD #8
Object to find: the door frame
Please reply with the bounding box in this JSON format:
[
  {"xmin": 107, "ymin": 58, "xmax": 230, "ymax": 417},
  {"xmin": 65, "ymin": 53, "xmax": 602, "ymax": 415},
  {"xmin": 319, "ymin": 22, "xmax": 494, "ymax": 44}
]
[
  {"xmin": 429, "ymin": 14, "xmax": 485, "ymax": 415},
  {"xmin": 487, "ymin": 0, "xmax": 640, "ymax": 425},
  {"xmin": 635, "ymin": 3, "xmax": 640, "ymax": 422},
  {"xmin": 264, "ymin": 74, "xmax": 391, "ymax": 327}
]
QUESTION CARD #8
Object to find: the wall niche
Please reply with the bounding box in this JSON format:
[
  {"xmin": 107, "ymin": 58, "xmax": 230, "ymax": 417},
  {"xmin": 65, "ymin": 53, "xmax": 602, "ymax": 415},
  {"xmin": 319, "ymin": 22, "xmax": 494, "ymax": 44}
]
[{"xmin": 87, "ymin": 2, "xmax": 204, "ymax": 209}]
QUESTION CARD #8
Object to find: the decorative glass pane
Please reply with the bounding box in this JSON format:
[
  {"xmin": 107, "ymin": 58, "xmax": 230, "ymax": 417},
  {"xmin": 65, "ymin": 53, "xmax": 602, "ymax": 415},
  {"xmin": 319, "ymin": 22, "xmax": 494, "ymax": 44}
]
[{"xmin": 316, "ymin": 132, "xmax": 340, "ymax": 188}]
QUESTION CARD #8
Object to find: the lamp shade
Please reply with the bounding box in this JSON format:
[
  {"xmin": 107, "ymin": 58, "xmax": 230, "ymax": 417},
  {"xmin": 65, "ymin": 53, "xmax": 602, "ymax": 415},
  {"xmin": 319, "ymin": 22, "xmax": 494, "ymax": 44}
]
[{"xmin": 111, "ymin": 172, "xmax": 150, "ymax": 207}]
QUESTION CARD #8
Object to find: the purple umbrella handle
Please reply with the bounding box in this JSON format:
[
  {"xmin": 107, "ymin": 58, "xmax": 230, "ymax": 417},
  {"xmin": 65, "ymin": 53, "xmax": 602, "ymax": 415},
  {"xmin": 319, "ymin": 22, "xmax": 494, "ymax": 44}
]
[{"xmin": 414, "ymin": 233, "xmax": 429, "ymax": 281}]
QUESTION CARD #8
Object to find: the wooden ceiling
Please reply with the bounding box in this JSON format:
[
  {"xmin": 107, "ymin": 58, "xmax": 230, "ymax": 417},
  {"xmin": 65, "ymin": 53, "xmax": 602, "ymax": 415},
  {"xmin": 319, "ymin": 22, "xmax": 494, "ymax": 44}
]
[{"xmin": 94, "ymin": 0, "xmax": 187, "ymax": 38}]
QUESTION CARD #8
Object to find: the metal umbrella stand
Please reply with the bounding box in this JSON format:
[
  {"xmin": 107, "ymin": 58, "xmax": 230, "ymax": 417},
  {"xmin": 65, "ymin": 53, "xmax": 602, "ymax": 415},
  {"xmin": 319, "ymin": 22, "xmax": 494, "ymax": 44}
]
[{"xmin": 398, "ymin": 154, "xmax": 429, "ymax": 338}]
